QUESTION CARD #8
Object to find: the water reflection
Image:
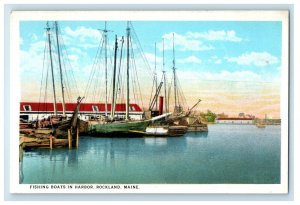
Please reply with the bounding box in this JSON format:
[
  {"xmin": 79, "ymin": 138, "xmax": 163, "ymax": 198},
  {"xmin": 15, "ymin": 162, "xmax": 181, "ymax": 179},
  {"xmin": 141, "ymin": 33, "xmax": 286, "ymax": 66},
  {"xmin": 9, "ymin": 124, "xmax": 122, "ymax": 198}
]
[
  {"xmin": 185, "ymin": 132, "xmax": 209, "ymax": 148},
  {"xmin": 21, "ymin": 125, "xmax": 281, "ymax": 184},
  {"xmin": 144, "ymin": 137, "xmax": 168, "ymax": 146},
  {"xmin": 67, "ymin": 149, "xmax": 78, "ymax": 167},
  {"xmin": 186, "ymin": 131, "xmax": 208, "ymax": 138},
  {"xmin": 19, "ymin": 161, "xmax": 24, "ymax": 183}
]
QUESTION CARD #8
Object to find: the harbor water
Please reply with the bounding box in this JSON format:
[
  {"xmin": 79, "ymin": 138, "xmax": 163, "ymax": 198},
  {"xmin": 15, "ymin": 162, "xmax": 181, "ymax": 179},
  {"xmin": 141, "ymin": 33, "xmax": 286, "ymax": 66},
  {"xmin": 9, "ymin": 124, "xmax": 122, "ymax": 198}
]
[{"xmin": 20, "ymin": 124, "xmax": 281, "ymax": 184}]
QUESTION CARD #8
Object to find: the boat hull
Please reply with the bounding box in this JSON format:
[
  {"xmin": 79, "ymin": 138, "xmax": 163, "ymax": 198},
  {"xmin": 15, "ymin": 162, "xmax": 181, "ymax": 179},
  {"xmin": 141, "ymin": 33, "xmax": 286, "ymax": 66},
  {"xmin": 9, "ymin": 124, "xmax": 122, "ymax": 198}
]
[{"xmin": 88, "ymin": 120, "xmax": 150, "ymax": 136}]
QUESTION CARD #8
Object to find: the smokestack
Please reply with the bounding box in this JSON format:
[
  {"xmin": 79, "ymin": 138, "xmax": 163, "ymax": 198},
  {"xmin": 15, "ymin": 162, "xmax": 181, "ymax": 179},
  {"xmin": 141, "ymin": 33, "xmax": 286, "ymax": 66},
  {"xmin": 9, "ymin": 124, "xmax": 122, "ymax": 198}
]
[{"xmin": 159, "ymin": 96, "xmax": 164, "ymax": 115}]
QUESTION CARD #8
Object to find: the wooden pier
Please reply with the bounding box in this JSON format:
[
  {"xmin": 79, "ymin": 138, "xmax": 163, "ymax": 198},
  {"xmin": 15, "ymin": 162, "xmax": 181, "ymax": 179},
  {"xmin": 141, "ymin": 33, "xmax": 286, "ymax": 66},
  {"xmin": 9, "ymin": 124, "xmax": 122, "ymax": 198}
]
[{"xmin": 19, "ymin": 127, "xmax": 80, "ymax": 161}]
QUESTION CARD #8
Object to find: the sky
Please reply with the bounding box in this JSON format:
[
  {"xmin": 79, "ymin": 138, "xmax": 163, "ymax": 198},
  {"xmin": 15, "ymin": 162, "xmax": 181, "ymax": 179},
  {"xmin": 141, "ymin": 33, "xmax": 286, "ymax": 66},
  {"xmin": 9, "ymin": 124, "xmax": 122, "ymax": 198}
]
[{"xmin": 19, "ymin": 20, "xmax": 282, "ymax": 118}]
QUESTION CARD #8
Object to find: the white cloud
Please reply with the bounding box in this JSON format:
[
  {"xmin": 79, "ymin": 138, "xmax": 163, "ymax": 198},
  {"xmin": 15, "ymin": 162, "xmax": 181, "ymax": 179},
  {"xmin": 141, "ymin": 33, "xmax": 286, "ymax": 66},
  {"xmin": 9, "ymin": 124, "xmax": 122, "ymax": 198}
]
[
  {"xmin": 176, "ymin": 70, "xmax": 263, "ymax": 82},
  {"xmin": 144, "ymin": 52, "xmax": 163, "ymax": 64},
  {"xmin": 187, "ymin": 30, "xmax": 242, "ymax": 42},
  {"xmin": 226, "ymin": 52, "xmax": 279, "ymax": 67},
  {"xmin": 20, "ymin": 40, "xmax": 46, "ymax": 73},
  {"xmin": 159, "ymin": 32, "xmax": 214, "ymax": 51},
  {"xmin": 178, "ymin": 56, "xmax": 202, "ymax": 64},
  {"xmin": 158, "ymin": 30, "xmax": 242, "ymax": 52},
  {"xmin": 63, "ymin": 26, "xmax": 101, "ymax": 48}
]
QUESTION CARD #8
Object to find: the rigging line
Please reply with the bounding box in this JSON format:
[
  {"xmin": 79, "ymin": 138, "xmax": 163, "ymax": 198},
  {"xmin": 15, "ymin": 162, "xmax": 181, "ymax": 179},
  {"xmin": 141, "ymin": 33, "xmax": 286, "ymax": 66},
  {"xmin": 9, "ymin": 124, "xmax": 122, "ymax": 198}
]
[
  {"xmin": 129, "ymin": 22, "xmax": 155, "ymax": 78},
  {"xmin": 119, "ymin": 57, "xmax": 125, "ymax": 105},
  {"xmin": 168, "ymin": 75, "xmax": 173, "ymax": 111},
  {"xmin": 130, "ymin": 59, "xmax": 138, "ymax": 107},
  {"xmin": 177, "ymin": 78, "xmax": 188, "ymax": 110},
  {"xmin": 95, "ymin": 55, "xmax": 107, "ymax": 103},
  {"xmin": 83, "ymin": 37, "xmax": 104, "ymax": 100},
  {"xmin": 83, "ymin": 36, "xmax": 103, "ymax": 99},
  {"xmin": 50, "ymin": 36, "xmax": 63, "ymax": 102},
  {"xmin": 149, "ymin": 78, "xmax": 155, "ymax": 109},
  {"xmin": 129, "ymin": 40, "xmax": 139, "ymax": 107},
  {"xmin": 37, "ymin": 39, "xmax": 48, "ymax": 116},
  {"xmin": 92, "ymin": 58, "xmax": 102, "ymax": 102},
  {"xmin": 60, "ymin": 52, "xmax": 72, "ymax": 103},
  {"xmin": 130, "ymin": 41, "xmax": 144, "ymax": 112},
  {"xmin": 62, "ymin": 53, "xmax": 73, "ymax": 103},
  {"xmin": 92, "ymin": 39, "xmax": 105, "ymax": 99},
  {"xmin": 94, "ymin": 40, "xmax": 106, "ymax": 102},
  {"xmin": 60, "ymin": 56, "xmax": 72, "ymax": 104},
  {"xmin": 43, "ymin": 55, "xmax": 50, "ymax": 113},
  {"xmin": 106, "ymin": 37, "xmax": 114, "ymax": 104},
  {"xmin": 119, "ymin": 58, "xmax": 125, "ymax": 105},
  {"xmin": 58, "ymin": 25, "xmax": 80, "ymax": 97},
  {"xmin": 60, "ymin": 44, "xmax": 79, "ymax": 99},
  {"xmin": 59, "ymin": 47, "xmax": 71, "ymax": 103}
]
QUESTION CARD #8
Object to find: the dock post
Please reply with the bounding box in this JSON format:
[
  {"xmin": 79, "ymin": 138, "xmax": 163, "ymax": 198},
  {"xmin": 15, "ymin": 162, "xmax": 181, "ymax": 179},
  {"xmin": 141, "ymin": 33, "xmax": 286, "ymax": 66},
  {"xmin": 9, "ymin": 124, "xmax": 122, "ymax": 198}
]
[
  {"xmin": 68, "ymin": 129, "xmax": 71, "ymax": 149},
  {"xmin": 50, "ymin": 136, "xmax": 53, "ymax": 149},
  {"xmin": 76, "ymin": 128, "xmax": 79, "ymax": 148},
  {"xmin": 19, "ymin": 145, "xmax": 23, "ymax": 162}
]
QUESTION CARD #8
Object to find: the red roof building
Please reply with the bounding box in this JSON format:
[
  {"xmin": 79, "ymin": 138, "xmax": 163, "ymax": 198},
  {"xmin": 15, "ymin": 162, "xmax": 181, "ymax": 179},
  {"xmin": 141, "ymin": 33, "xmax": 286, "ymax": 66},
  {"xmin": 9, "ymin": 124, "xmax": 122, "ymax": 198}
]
[
  {"xmin": 20, "ymin": 102, "xmax": 144, "ymax": 121},
  {"xmin": 20, "ymin": 102, "xmax": 143, "ymax": 113}
]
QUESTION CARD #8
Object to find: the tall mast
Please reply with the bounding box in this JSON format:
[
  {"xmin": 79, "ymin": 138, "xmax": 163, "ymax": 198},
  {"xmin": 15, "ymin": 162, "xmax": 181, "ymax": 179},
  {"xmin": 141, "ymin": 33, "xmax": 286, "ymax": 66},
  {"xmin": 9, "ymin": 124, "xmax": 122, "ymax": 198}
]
[
  {"xmin": 98, "ymin": 22, "xmax": 112, "ymax": 117},
  {"xmin": 163, "ymin": 71, "xmax": 168, "ymax": 113},
  {"xmin": 154, "ymin": 42, "xmax": 157, "ymax": 110},
  {"xmin": 115, "ymin": 36, "xmax": 124, "ymax": 106},
  {"xmin": 126, "ymin": 22, "xmax": 130, "ymax": 120},
  {"xmin": 46, "ymin": 22, "xmax": 57, "ymax": 116},
  {"xmin": 172, "ymin": 33, "xmax": 177, "ymax": 110},
  {"xmin": 104, "ymin": 22, "xmax": 108, "ymax": 117},
  {"xmin": 163, "ymin": 38, "xmax": 168, "ymax": 113},
  {"xmin": 111, "ymin": 35, "xmax": 118, "ymax": 119},
  {"xmin": 54, "ymin": 21, "xmax": 66, "ymax": 117}
]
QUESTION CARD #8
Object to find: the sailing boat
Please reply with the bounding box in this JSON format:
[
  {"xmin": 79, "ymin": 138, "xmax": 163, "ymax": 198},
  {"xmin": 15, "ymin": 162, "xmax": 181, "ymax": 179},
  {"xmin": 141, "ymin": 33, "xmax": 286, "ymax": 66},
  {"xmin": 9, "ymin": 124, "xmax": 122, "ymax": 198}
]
[
  {"xmin": 87, "ymin": 22, "xmax": 170, "ymax": 136},
  {"xmin": 161, "ymin": 33, "xmax": 208, "ymax": 132},
  {"xmin": 20, "ymin": 21, "xmax": 82, "ymax": 139}
]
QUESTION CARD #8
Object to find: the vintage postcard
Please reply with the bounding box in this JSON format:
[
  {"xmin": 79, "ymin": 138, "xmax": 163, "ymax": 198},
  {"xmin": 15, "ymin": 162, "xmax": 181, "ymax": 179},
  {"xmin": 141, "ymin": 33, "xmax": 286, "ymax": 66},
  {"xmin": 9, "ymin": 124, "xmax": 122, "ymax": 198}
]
[{"xmin": 10, "ymin": 10, "xmax": 289, "ymax": 194}]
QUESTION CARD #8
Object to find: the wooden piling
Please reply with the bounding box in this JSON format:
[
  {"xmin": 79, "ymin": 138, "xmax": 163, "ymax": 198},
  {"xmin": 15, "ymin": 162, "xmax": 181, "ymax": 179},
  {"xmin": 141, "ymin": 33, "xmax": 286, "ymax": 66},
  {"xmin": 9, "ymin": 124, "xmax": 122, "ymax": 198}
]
[
  {"xmin": 50, "ymin": 136, "xmax": 53, "ymax": 149},
  {"xmin": 19, "ymin": 145, "xmax": 23, "ymax": 161},
  {"xmin": 68, "ymin": 129, "xmax": 71, "ymax": 149},
  {"xmin": 76, "ymin": 128, "xmax": 79, "ymax": 148}
]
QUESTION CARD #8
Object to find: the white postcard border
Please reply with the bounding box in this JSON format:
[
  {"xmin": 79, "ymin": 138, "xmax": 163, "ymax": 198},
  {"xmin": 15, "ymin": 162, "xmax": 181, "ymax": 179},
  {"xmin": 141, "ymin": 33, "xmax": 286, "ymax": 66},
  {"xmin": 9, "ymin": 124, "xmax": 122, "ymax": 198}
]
[{"xmin": 10, "ymin": 10, "xmax": 289, "ymax": 194}]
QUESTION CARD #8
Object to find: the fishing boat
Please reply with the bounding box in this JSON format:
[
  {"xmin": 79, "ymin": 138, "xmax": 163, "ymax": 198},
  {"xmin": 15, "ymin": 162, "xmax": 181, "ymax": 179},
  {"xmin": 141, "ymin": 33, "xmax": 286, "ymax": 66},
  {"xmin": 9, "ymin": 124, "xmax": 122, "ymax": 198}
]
[
  {"xmin": 20, "ymin": 21, "xmax": 82, "ymax": 139},
  {"xmin": 85, "ymin": 22, "xmax": 169, "ymax": 136},
  {"xmin": 148, "ymin": 33, "xmax": 207, "ymax": 133}
]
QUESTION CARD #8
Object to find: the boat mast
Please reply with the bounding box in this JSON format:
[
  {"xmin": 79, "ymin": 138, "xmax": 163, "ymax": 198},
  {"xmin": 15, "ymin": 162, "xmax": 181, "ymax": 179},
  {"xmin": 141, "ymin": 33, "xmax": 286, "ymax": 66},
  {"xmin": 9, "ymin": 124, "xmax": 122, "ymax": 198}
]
[
  {"xmin": 126, "ymin": 22, "xmax": 130, "ymax": 120},
  {"xmin": 115, "ymin": 36, "xmax": 124, "ymax": 107},
  {"xmin": 111, "ymin": 35, "xmax": 118, "ymax": 119},
  {"xmin": 155, "ymin": 42, "xmax": 158, "ymax": 110},
  {"xmin": 172, "ymin": 33, "xmax": 177, "ymax": 110},
  {"xmin": 46, "ymin": 22, "xmax": 58, "ymax": 116},
  {"xmin": 104, "ymin": 22, "xmax": 108, "ymax": 117},
  {"xmin": 54, "ymin": 21, "xmax": 66, "ymax": 117},
  {"xmin": 162, "ymin": 38, "xmax": 168, "ymax": 113}
]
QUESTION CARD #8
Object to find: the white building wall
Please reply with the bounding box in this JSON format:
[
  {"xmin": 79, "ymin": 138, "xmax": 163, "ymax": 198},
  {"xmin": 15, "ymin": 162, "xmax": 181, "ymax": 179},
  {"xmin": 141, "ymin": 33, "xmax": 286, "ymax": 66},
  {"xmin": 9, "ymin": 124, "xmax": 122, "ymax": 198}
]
[
  {"xmin": 216, "ymin": 119, "xmax": 254, "ymax": 124},
  {"xmin": 20, "ymin": 112, "xmax": 144, "ymax": 122}
]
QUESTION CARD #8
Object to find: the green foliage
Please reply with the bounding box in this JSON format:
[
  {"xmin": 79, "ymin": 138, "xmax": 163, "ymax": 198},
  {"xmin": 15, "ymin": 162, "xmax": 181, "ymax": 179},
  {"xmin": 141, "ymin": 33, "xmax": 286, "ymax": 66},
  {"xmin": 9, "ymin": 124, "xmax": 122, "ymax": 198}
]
[{"xmin": 200, "ymin": 110, "xmax": 217, "ymax": 123}]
